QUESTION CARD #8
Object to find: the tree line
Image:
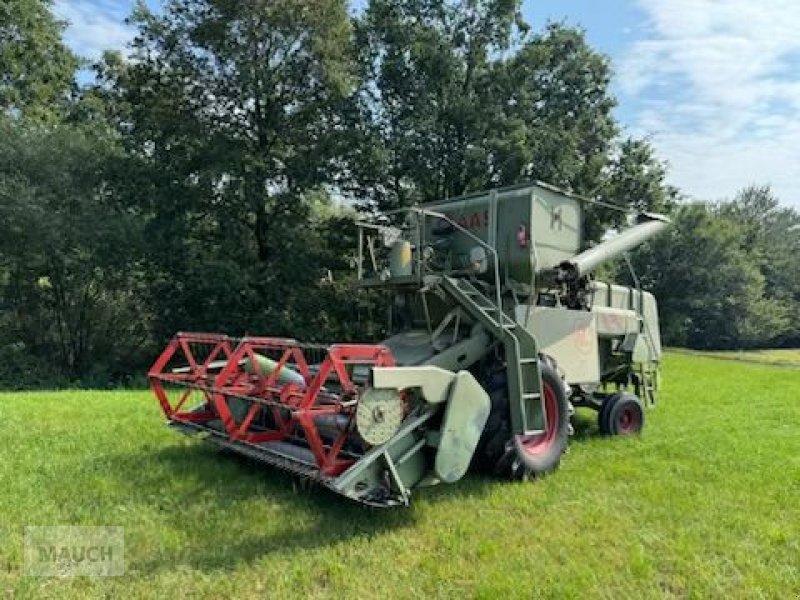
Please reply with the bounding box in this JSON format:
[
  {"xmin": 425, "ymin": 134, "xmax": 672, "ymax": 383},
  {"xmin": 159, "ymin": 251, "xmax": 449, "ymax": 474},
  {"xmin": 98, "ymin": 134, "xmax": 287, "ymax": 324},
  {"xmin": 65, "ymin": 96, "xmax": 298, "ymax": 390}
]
[{"xmin": 0, "ymin": 0, "xmax": 798, "ymax": 388}]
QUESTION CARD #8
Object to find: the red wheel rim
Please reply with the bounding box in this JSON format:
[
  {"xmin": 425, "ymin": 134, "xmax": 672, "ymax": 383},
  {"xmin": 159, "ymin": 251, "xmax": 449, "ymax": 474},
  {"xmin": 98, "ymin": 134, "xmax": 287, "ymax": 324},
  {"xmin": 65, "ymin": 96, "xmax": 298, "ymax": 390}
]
[
  {"xmin": 518, "ymin": 381, "xmax": 558, "ymax": 455},
  {"xmin": 617, "ymin": 405, "xmax": 641, "ymax": 434}
]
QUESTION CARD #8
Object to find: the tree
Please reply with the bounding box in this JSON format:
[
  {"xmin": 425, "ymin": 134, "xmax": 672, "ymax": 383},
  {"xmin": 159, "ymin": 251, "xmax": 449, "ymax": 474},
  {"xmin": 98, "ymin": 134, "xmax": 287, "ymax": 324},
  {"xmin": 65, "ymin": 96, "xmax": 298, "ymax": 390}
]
[
  {"xmin": 352, "ymin": 9, "xmax": 620, "ymax": 212},
  {"xmin": 0, "ymin": 120, "xmax": 149, "ymax": 386},
  {"xmin": 487, "ymin": 24, "xmax": 617, "ymax": 197},
  {"xmin": 114, "ymin": 0, "xmax": 354, "ymax": 261},
  {"xmin": 96, "ymin": 0, "xmax": 358, "ymax": 341},
  {"xmin": 0, "ymin": 0, "xmax": 78, "ymax": 121},
  {"xmin": 719, "ymin": 185, "xmax": 800, "ymax": 344},
  {"xmin": 631, "ymin": 201, "xmax": 790, "ymax": 349},
  {"xmin": 586, "ymin": 137, "xmax": 679, "ymax": 242},
  {"xmin": 352, "ymin": 0, "xmax": 528, "ymax": 209}
]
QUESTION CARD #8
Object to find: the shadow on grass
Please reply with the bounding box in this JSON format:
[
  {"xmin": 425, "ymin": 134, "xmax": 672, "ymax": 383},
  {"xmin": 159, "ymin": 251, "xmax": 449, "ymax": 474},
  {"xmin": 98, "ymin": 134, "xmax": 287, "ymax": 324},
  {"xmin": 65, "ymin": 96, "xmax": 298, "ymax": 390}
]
[
  {"xmin": 571, "ymin": 411, "xmax": 601, "ymax": 441},
  {"xmin": 102, "ymin": 440, "xmax": 497, "ymax": 575},
  {"xmin": 103, "ymin": 410, "xmax": 605, "ymax": 576}
]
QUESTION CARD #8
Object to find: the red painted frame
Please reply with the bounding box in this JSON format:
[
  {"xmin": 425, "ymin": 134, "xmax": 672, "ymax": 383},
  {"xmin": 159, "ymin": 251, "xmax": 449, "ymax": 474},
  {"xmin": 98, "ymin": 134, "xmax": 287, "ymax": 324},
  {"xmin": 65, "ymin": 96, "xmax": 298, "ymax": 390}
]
[{"xmin": 148, "ymin": 332, "xmax": 395, "ymax": 476}]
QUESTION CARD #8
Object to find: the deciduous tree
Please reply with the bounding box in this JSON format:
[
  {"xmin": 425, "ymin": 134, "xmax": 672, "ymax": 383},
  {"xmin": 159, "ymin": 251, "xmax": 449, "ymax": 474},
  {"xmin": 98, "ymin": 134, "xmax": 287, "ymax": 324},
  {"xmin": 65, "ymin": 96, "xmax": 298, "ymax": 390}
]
[{"xmin": 0, "ymin": 0, "xmax": 77, "ymax": 121}]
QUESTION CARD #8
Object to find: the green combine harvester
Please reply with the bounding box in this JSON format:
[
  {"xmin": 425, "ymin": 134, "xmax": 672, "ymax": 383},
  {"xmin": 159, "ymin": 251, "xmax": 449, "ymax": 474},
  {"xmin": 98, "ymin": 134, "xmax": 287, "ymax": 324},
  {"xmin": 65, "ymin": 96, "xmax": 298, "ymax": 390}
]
[{"xmin": 150, "ymin": 182, "xmax": 669, "ymax": 506}]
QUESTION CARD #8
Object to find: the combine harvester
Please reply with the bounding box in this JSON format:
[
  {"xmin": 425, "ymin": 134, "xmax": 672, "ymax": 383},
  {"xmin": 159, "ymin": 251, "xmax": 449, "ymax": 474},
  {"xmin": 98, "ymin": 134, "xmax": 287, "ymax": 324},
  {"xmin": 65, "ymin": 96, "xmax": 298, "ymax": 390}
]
[{"xmin": 149, "ymin": 182, "xmax": 668, "ymax": 506}]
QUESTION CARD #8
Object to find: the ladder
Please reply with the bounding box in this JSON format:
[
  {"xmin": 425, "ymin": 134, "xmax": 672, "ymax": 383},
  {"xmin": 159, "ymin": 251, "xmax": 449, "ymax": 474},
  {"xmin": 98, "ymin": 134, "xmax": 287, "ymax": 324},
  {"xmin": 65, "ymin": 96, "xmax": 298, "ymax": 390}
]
[
  {"xmin": 637, "ymin": 363, "xmax": 658, "ymax": 407},
  {"xmin": 441, "ymin": 277, "xmax": 546, "ymax": 435}
]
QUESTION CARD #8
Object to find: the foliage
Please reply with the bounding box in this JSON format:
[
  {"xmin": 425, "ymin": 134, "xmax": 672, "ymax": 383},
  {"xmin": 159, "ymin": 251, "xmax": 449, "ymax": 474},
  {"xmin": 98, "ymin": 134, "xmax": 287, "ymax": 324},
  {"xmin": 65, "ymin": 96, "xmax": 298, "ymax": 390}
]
[
  {"xmin": 351, "ymin": 6, "xmax": 619, "ymax": 212},
  {"xmin": 590, "ymin": 137, "xmax": 679, "ymax": 241},
  {"xmin": 0, "ymin": 120, "xmax": 150, "ymax": 385},
  {"xmin": 114, "ymin": 0, "xmax": 354, "ymax": 260},
  {"xmin": 630, "ymin": 200, "xmax": 792, "ymax": 349},
  {"xmin": 488, "ymin": 24, "xmax": 616, "ymax": 197},
  {"xmin": 90, "ymin": 0, "xmax": 370, "ymax": 348},
  {"xmin": 349, "ymin": 0, "xmax": 523, "ymax": 208},
  {"xmin": 719, "ymin": 186, "xmax": 800, "ymax": 344},
  {"xmin": 0, "ymin": 0, "xmax": 78, "ymax": 122}
]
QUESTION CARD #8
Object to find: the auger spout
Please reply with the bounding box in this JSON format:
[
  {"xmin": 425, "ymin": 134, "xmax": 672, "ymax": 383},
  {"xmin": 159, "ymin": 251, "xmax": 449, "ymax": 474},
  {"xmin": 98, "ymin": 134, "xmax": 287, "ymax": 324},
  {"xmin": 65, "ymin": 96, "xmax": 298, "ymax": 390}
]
[{"xmin": 558, "ymin": 213, "xmax": 670, "ymax": 282}]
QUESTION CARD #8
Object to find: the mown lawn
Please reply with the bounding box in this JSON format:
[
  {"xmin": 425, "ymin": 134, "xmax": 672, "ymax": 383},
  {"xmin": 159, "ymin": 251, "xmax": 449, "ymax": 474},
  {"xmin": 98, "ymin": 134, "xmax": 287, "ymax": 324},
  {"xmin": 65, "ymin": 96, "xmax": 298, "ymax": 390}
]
[
  {"xmin": 678, "ymin": 348, "xmax": 800, "ymax": 369},
  {"xmin": 1, "ymin": 353, "xmax": 798, "ymax": 598}
]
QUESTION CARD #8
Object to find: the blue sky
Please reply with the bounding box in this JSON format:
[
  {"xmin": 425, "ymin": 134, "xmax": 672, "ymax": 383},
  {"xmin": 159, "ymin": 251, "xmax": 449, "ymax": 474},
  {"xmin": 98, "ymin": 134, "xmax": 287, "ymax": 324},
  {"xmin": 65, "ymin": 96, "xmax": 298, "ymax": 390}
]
[{"xmin": 54, "ymin": 0, "xmax": 800, "ymax": 208}]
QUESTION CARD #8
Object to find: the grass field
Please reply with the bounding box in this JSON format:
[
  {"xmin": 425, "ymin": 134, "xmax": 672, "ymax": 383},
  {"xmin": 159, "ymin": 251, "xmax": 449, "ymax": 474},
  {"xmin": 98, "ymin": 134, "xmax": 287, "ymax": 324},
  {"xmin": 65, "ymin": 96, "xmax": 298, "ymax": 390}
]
[
  {"xmin": 1, "ymin": 353, "xmax": 799, "ymax": 598},
  {"xmin": 676, "ymin": 348, "xmax": 800, "ymax": 369}
]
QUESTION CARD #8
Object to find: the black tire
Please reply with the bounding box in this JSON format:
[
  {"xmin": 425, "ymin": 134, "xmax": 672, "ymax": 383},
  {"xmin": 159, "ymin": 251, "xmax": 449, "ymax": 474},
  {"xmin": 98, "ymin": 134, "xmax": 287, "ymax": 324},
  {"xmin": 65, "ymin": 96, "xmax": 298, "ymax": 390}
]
[
  {"xmin": 470, "ymin": 373, "xmax": 510, "ymax": 472},
  {"xmin": 474, "ymin": 361, "xmax": 570, "ymax": 480},
  {"xmin": 600, "ymin": 392, "xmax": 644, "ymax": 436},
  {"xmin": 598, "ymin": 395, "xmax": 614, "ymax": 434}
]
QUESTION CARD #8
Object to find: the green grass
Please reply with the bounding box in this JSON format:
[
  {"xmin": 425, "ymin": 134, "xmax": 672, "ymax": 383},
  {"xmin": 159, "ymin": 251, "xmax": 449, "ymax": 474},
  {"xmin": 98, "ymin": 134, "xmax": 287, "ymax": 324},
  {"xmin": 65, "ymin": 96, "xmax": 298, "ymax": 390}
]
[
  {"xmin": 1, "ymin": 353, "xmax": 799, "ymax": 598},
  {"xmin": 677, "ymin": 348, "xmax": 800, "ymax": 368}
]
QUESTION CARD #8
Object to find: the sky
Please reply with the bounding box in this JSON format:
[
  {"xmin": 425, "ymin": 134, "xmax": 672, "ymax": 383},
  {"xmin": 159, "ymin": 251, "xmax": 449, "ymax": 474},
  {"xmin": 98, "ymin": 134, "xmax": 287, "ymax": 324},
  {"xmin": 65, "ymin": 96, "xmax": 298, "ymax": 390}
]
[{"xmin": 54, "ymin": 0, "xmax": 800, "ymax": 208}]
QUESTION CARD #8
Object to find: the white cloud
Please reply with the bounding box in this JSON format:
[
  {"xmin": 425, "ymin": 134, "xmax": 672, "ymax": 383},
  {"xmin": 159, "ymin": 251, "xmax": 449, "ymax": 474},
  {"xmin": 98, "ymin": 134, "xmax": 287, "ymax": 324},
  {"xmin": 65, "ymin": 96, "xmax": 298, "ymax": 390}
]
[
  {"xmin": 618, "ymin": 0, "xmax": 800, "ymax": 207},
  {"xmin": 54, "ymin": 0, "xmax": 135, "ymax": 62}
]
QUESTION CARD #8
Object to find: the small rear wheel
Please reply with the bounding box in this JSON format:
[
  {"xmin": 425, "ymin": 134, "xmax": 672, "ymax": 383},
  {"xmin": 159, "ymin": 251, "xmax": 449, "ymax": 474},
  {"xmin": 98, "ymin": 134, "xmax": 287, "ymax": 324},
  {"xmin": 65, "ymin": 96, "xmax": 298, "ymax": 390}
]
[{"xmin": 599, "ymin": 392, "xmax": 644, "ymax": 435}]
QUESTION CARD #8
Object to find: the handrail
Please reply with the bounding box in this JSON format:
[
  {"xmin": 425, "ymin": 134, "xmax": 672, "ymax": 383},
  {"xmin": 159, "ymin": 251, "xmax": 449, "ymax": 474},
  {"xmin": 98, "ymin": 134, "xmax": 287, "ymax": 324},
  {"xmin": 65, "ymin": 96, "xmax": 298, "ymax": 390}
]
[
  {"xmin": 355, "ymin": 206, "xmax": 506, "ymax": 326},
  {"xmin": 623, "ymin": 253, "xmax": 659, "ymax": 362},
  {"xmin": 411, "ymin": 207, "xmax": 504, "ymax": 327}
]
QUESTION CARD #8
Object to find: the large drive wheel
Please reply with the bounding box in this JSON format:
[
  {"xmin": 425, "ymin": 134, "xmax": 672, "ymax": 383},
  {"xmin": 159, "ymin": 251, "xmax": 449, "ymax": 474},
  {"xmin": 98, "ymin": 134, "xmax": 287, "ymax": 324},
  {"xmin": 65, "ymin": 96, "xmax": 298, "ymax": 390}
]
[
  {"xmin": 474, "ymin": 361, "xmax": 570, "ymax": 480},
  {"xmin": 599, "ymin": 392, "xmax": 644, "ymax": 436}
]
